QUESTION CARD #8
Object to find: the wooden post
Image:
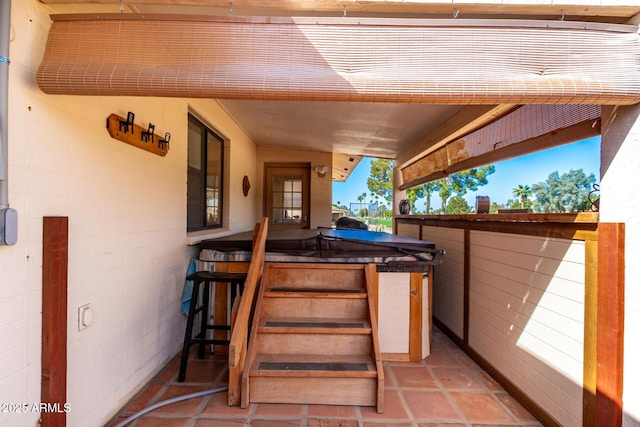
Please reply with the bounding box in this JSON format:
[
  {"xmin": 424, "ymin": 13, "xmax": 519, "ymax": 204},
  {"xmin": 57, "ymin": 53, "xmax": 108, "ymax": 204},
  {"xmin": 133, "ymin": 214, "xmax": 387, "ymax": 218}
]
[
  {"xmin": 41, "ymin": 217, "xmax": 68, "ymax": 427},
  {"xmin": 582, "ymin": 239, "xmax": 598, "ymax": 427},
  {"xmin": 409, "ymin": 272, "xmax": 422, "ymax": 361},
  {"xmin": 595, "ymin": 223, "xmax": 624, "ymax": 427}
]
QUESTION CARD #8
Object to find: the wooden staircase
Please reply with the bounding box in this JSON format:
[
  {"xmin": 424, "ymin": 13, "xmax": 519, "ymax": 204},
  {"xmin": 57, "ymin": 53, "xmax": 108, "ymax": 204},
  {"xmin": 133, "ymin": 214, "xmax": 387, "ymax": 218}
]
[{"xmin": 241, "ymin": 262, "xmax": 384, "ymax": 412}]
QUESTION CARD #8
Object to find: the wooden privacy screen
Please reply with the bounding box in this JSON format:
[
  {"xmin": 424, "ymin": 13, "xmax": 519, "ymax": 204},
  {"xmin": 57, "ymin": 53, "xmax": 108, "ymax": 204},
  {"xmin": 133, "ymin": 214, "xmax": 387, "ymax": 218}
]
[{"xmin": 36, "ymin": 15, "xmax": 640, "ymax": 105}]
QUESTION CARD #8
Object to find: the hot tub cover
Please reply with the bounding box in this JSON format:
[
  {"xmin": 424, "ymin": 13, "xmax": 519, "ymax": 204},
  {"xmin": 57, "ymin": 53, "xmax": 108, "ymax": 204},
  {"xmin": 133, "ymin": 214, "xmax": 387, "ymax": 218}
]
[{"xmin": 200, "ymin": 228, "xmax": 444, "ymax": 271}]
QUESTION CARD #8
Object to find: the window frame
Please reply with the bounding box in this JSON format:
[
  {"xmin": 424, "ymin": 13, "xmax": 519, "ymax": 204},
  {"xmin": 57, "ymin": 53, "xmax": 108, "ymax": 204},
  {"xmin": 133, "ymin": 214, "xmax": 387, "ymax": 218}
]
[{"xmin": 187, "ymin": 112, "xmax": 225, "ymax": 232}]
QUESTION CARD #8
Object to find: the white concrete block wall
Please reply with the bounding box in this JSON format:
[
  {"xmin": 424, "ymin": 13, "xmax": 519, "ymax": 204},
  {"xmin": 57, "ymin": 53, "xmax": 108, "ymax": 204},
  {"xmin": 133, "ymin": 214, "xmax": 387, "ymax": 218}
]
[
  {"xmin": 0, "ymin": 1, "xmax": 260, "ymax": 426},
  {"xmin": 601, "ymin": 104, "xmax": 640, "ymax": 427},
  {"xmin": 422, "ymin": 226, "xmax": 465, "ymax": 339},
  {"xmin": 468, "ymin": 231, "xmax": 585, "ymax": 427}
]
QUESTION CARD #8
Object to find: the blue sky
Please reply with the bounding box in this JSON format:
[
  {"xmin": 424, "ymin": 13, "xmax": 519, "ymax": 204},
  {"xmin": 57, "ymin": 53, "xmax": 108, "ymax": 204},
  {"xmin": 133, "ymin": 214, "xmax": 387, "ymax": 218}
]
[{"xmin": 332, "ymin": 136, "xmax": 601, "ymax": 211}]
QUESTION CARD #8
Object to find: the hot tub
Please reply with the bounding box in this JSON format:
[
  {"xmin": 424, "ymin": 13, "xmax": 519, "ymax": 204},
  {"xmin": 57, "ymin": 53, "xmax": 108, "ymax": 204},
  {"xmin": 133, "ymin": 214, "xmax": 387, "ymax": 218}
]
[{"xmin": 199, "ymin": 228, "xmax": 444, "ymax": 361}]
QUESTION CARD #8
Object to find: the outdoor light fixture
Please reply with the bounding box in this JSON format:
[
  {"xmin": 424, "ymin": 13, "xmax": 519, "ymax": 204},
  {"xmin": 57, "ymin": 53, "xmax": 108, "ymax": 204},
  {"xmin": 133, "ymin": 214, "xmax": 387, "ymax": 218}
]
[{"xmin": 314, "ymin": 166, "xmax": 329, "ymax": 177}]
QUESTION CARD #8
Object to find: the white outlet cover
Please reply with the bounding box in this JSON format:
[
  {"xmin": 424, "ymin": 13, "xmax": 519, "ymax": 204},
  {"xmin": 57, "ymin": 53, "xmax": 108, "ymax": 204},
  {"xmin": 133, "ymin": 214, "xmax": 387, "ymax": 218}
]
[{"xmin": 78, "ymin": 304, "xmax": 92, "ymax": 331}]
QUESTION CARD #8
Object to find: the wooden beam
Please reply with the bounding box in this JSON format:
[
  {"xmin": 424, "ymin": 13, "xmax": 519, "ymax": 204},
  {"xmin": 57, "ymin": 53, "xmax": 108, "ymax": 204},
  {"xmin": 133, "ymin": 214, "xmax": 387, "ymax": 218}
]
[
  {"xmin": 41, "ymin": 217, "xmax": 69, "ymax": 427},
  {"xmin": 396, "ymin": 214, "xmax": 599, "ymax": 242},
  {"xmin": 397, "ymin": 104, "xmax": 517, "ymax": 167},
  {"xmin": 595, "ymin": 223, "xmax": 625, "ymax": 427},
  {"xmin": 38, "ymin": 0, "xmax": 640, "ymax": 19}
]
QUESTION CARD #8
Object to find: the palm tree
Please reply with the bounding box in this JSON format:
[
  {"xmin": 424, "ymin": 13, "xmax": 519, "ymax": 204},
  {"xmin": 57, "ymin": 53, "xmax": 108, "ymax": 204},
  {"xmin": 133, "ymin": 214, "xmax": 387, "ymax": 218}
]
[
  {"xmin": 512, "ymin": 185, "xmax": 532, "ymax": 208},
  {"xmin": 357, "ymin": 192, "xmax": 367, "ymax": 217}
]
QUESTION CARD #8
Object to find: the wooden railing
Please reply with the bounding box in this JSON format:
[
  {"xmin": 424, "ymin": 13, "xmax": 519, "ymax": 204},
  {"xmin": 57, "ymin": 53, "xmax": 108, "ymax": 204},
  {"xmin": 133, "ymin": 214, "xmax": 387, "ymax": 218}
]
[{"xmin": 228, "ymin": 217, "xmax": 268, "ymax": 406}]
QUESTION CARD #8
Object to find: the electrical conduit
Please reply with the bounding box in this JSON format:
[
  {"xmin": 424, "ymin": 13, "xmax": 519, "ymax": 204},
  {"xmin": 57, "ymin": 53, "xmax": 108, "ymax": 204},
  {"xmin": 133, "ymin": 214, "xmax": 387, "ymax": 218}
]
[{"xmin": 0, "ymin": 0, "xmax": 17, "ymax": 246}]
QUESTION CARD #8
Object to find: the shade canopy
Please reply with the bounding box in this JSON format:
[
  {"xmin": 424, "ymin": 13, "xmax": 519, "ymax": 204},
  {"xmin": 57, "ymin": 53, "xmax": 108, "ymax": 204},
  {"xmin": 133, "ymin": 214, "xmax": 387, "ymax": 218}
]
[{"xmin": 37, "ymin": 15, "xmax": 640, "ymax": 105}]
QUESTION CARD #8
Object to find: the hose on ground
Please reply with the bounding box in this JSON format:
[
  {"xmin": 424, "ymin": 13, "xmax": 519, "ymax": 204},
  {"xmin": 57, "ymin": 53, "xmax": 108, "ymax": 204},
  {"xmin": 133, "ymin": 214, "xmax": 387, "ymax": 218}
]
[{"xmin": 113, "ymin": 385, "xmax": 229, "ymax": 427}]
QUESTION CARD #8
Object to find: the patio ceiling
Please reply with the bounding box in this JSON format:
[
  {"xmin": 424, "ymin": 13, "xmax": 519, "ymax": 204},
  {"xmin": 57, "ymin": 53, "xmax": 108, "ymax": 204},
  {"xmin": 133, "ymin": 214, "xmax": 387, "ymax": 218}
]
[{"xmin": 37, "ymin": 1, "xmax": 640, "ymax": 182}]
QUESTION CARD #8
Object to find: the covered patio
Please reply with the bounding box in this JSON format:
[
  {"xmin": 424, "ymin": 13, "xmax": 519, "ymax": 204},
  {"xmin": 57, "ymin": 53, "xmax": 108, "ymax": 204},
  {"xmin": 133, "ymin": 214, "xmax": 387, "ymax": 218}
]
[{"xmin": 2, "ymin": 1, "xmax": 639, "ymax": 427}]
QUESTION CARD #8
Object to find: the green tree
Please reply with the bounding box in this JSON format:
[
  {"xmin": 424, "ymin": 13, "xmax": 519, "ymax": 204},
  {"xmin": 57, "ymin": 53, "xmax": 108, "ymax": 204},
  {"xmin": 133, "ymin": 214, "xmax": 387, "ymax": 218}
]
[
  {"xmin": 446, "ymin": 195, "xmax": 472, "ymax": 214},
  {"xmin": 367, "ymin": 158, "xmax": 424, "ymax": 213},
  {"xmin": 505, "ymin": 198, "xmax": 521, "ymax": 209},
  {"xmin": 489, "ymin": 202, "xmax": 503, "ymax": 213},
  {"xmin": 438, "ymin": 166, "xmax": 496, "ymax": 212},
  {"xmin": 405, "ymin": 186, "xmax": 424, "ymax": 212},
  {"xmin": 512, "ymin": 185, "xmax": 533, "ymax": 209},
  {"xmin": 367, "ymin": 159, "xmax": 394, "ymax": 202},
  {"xmin": 423, "ymin": 181, "xmax": 442, "ymax": 214},
  {"xmin": 532, "ymin": 169, "xmax": 597, "ymax": 212}
]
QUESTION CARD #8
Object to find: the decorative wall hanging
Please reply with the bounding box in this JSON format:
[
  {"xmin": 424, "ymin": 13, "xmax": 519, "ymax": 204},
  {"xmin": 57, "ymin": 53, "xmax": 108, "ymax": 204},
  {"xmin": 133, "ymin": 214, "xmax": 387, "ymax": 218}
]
[
  {"xmin": 242, "ymin": 176, "xmax": 250, "ymax": 197},
  {"xmin": 106, "ymin": 112, "xmax": 169, "ymax": 157}
]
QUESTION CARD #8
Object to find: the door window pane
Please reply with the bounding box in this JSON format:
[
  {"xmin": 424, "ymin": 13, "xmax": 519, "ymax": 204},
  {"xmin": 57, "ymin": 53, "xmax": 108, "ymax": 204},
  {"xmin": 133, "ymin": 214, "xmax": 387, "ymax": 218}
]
[{"xmin": 272, "ymin": 175, "xmax": 303, "ymax": 224}]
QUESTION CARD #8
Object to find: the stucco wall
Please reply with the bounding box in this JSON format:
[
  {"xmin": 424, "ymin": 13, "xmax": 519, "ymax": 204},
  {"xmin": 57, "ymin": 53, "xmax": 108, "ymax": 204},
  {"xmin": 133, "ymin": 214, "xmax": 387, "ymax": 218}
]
[{"xmin": 0, "ymin": 1, "xmax": 260, "ymax": 425}]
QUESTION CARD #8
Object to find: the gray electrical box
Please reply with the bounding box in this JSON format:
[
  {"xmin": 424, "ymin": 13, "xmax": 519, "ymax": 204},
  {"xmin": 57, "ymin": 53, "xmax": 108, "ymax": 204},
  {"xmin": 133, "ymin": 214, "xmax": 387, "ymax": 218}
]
[{"xmin": 1, "ymin": 208, "xmax": 17, "ymax": 246}]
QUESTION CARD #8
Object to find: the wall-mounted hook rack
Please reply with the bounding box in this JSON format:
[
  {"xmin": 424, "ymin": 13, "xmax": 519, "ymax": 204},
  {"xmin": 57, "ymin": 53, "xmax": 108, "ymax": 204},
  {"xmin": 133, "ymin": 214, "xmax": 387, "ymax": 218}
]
[{"xmin": 106, "ymin": 113, "xmax": 168, "ymax": 157}]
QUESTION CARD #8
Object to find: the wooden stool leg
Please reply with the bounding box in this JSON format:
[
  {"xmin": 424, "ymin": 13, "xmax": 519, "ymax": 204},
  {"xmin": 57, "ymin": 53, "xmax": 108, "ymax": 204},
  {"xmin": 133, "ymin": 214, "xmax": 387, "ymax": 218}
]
[
  {"xmin": 179, "ymin": 279, "xmax": 201, "ymax": 382},
  {"xmin": 199, "ymin": 280, "xmax": 211, "ymax": 359}
]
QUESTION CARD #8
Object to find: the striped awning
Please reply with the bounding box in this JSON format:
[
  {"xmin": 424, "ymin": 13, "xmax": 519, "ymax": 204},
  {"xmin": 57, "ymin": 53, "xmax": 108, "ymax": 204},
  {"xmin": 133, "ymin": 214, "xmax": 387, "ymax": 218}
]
[{"xmin": 36, "ymin": 14, "xmax": 640, "ymax": 105}]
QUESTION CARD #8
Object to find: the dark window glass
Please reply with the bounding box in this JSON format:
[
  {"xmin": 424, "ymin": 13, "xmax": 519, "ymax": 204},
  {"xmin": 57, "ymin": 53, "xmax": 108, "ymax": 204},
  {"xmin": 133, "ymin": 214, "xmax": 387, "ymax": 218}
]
[{"xmin": 187, "ymin": 114, "xmax": 223, "ymax": 231}]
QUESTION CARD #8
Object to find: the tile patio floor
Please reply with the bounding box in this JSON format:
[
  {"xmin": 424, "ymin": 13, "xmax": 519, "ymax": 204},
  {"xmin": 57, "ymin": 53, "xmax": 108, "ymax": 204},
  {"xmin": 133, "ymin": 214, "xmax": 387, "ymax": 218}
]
[{"xmin": 105, "ymin": 327, "xmax": 542, "ymax": 427}]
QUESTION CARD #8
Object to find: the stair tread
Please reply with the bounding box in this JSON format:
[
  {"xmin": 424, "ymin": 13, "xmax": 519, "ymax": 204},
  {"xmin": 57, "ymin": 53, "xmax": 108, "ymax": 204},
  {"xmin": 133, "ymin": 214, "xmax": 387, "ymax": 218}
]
[
  {"xmin": 269, "ymin": 286, "xmax": 365, "ymax": 293},
  {"xmin": 261, "ymin": 316, "xmax": 369, "ymax": 328},
  {"xmin": 265, "ymin": 288, "xmax": 367, "ymax": 299},
  {"xmin": 250, "ymin": 354, "xmax": 377, "ymax": 377},
  {"xmin": 258, "ymin": 317, "xmax": 371, "ymax": 334}
]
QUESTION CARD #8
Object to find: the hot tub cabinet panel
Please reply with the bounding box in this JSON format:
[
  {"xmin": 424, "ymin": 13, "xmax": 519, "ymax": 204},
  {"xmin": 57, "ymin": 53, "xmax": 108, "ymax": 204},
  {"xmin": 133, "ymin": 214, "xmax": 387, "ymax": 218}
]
[{"xmin": 377, "ymin": 271, "xmax": 432, "ymax": 361}]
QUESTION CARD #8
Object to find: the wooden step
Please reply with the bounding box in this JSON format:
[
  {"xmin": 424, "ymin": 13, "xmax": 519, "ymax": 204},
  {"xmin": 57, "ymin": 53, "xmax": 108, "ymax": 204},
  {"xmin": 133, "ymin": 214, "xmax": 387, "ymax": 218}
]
[
  {"xmin": 261, "ymin": 296, "xmax": 368, "ymax": 319},
  {"xmin": 248, "ymin": 354, "xmax": 377, "ymax": 406},
  {"xmin": 266, "ymin": 263, "xmax": 365, "ymax": 291},
  {"xmin": 256, "ymin": 330, "xmax": 372, "ymax": 356}
]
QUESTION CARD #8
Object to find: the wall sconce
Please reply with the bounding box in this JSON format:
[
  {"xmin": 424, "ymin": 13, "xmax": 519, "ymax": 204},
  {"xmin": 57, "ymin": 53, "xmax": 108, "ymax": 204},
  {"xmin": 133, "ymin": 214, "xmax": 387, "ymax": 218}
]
[
  {"xmin": 158, "ymin": 132, "xmax": 171, "ymax": 151},
  {"xmin": 119, "ymin": 111, "xmax": 135, "ymax": 134},
  {"xmin": 314, "ymin": 166, "xmax": 329, "ymax": 178}
]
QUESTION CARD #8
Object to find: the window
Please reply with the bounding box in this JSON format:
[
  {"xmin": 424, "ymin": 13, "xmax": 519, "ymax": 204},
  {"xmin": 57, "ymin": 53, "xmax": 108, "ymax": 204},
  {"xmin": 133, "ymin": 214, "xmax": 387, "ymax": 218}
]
[{"xmin": 187, "ymin": 114, "xmax": 224, "ymax": 231}]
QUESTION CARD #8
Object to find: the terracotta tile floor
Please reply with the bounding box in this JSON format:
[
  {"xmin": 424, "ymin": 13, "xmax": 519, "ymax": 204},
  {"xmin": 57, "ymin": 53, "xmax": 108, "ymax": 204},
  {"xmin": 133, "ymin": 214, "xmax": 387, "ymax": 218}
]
[{"xmin": 105, "ymin": 327, "xmax": 542, "ymax": 427}]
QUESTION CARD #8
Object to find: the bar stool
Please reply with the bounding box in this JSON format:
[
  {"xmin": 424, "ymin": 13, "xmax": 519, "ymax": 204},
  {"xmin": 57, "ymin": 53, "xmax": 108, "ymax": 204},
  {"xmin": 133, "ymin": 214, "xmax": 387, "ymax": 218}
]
[{"xmin": 178, "ymin": 270, "xmax": 247, "ymax": 382}]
